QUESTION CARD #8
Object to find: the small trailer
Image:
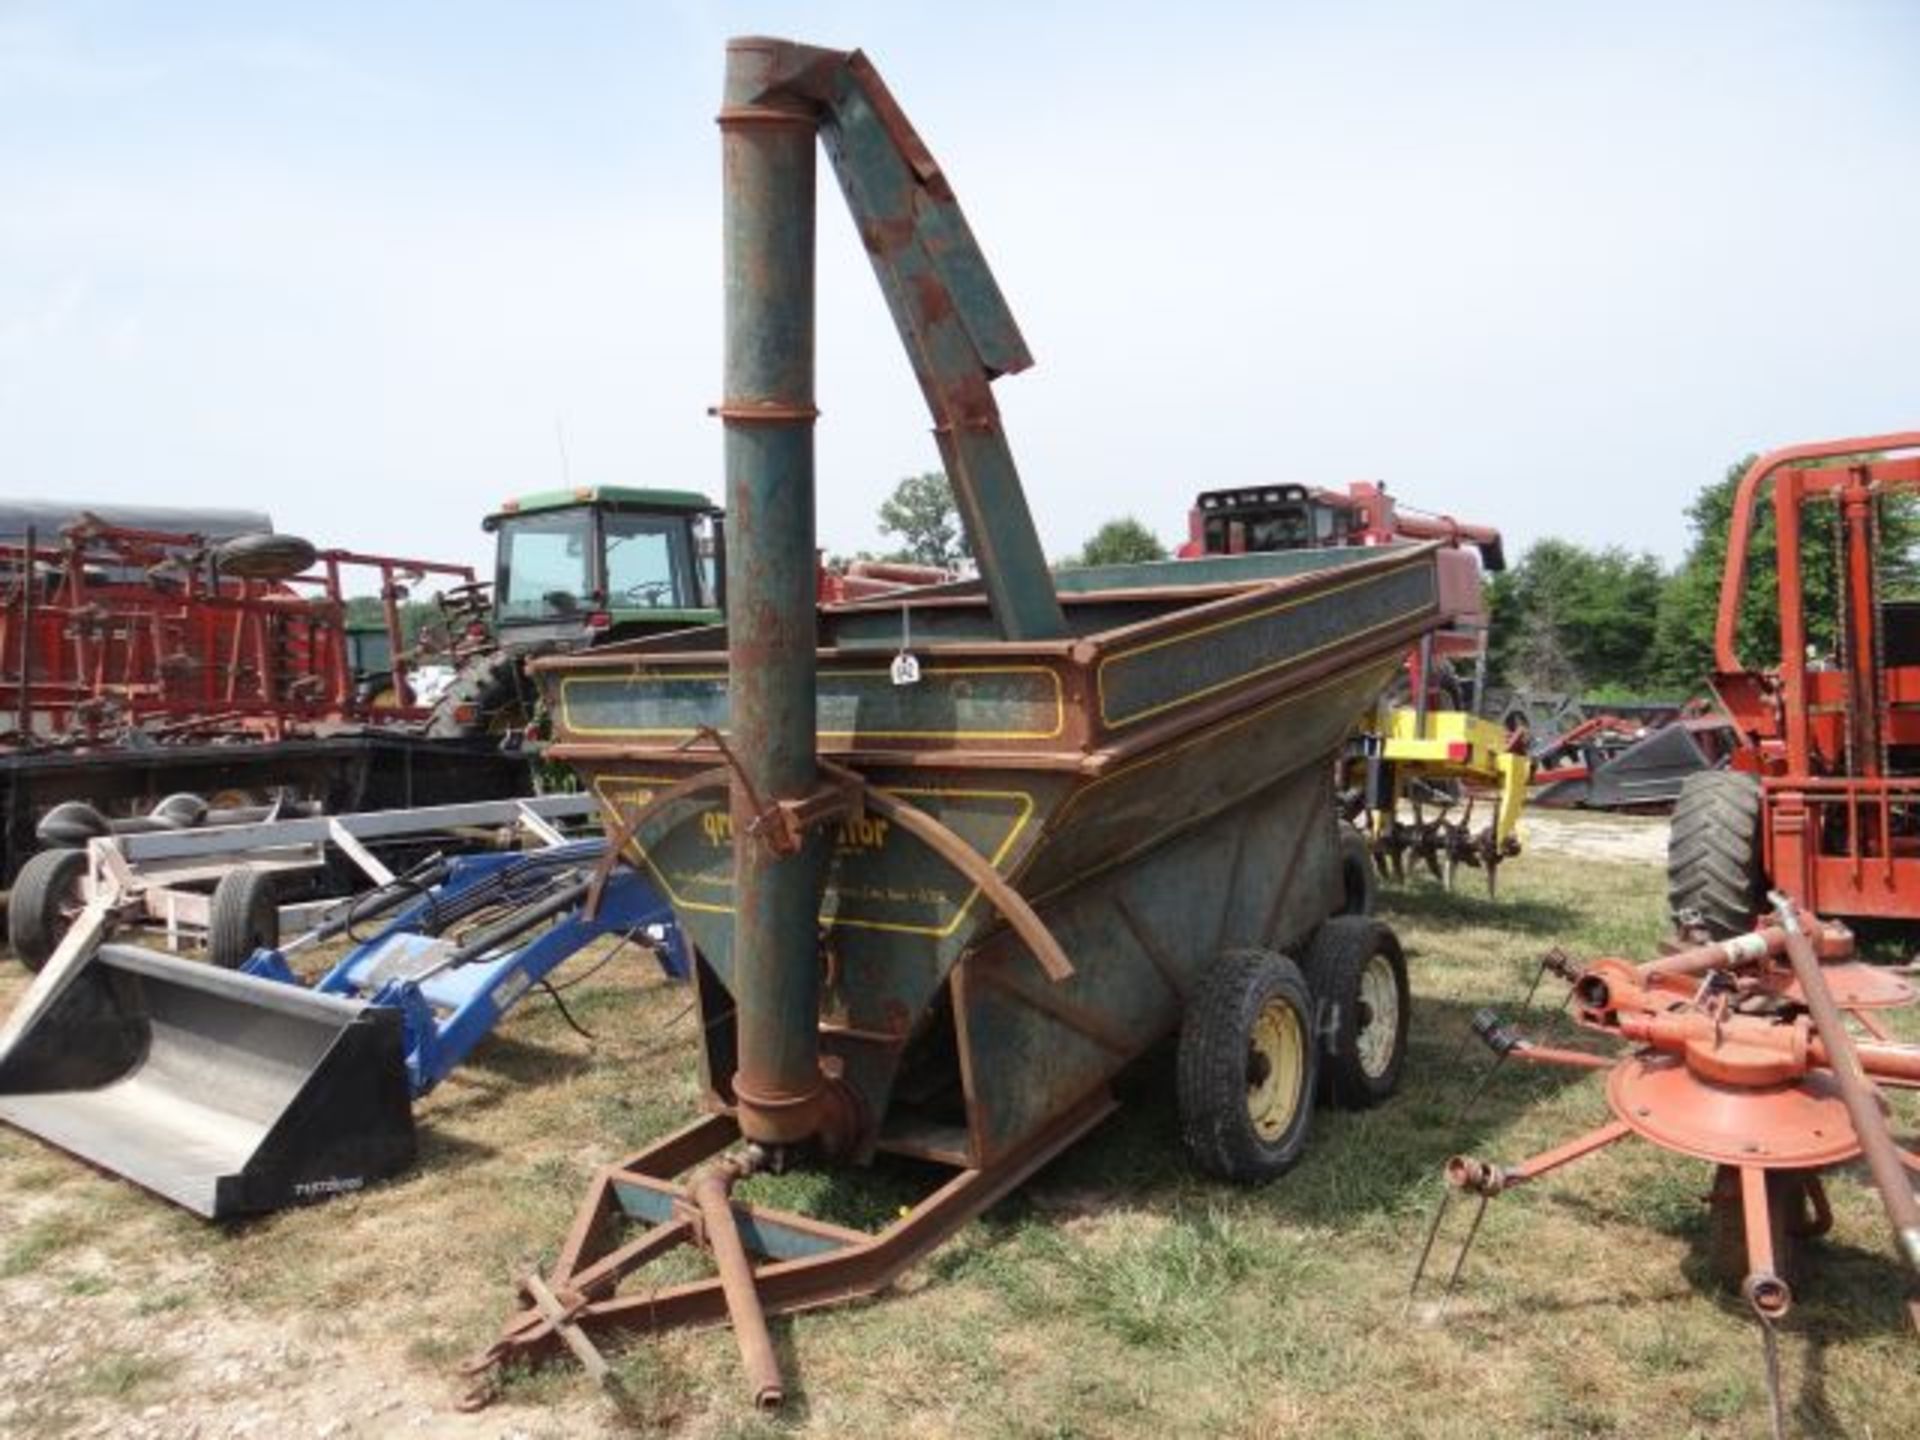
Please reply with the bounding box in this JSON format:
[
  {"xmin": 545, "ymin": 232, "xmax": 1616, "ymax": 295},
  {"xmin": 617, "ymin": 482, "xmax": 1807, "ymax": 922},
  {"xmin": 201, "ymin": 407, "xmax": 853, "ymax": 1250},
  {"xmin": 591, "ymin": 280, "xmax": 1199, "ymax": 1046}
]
[{"xmin": 8, "ymin": 792, "xmax": 605, "ymax": 968}]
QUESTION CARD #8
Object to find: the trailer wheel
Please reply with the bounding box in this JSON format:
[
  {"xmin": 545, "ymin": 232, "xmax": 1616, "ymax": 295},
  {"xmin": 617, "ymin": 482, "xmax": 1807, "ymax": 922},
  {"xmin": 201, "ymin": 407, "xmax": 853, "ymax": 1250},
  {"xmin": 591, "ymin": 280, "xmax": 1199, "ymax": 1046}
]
[
  {"xmin": 8, "ymin": 847, "xmax": 88, "ymax": 972},
  {"xmin": 1178, "ymin": 948, "xmax": 1319, "ymax": 1183},
  {"xmin": 35, "ymin": 800, "xmax": 110, "ymax": 848},
  {"xmin": 209, "ymin": 867, "xmax": 278, "ymax": 969},
  {"xmin": 1667, "ymin": 771, "xmax": 1763, "ymax": 938},
  {"xmin": 152, "ymin": 792, "xmax": 209, "ymax": 829},
  {"xmin": 1303, "ymin": 917, "xmax": 1409, "ymax": 1109},
  {"xmin": 1336, "ymin": 826, "xmax": 1376, "ymax": 917},
  {"xmin": 215, "ymin": 531, "xmax": 318, "ymax": 581}
]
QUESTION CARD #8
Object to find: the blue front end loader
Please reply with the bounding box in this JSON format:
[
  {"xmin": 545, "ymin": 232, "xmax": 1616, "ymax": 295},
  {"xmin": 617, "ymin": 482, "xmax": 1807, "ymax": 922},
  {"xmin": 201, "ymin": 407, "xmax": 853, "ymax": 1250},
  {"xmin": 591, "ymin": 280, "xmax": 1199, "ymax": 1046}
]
[
  {"xmin": 0, "ymin": 843, "xmax": 686, "ymax": 1218},
  {"xmin": 244, "ymin": 842, "xmax": 688, "ymax": 1098}
]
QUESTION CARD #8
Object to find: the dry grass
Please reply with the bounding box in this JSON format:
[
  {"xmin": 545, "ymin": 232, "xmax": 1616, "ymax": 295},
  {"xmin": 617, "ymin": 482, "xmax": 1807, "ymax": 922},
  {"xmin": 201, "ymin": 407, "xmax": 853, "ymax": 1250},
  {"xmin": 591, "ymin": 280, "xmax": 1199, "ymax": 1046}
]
[{"xmin": 1, "ymin": 855, "xmax": 1916, "ymax": 1438}]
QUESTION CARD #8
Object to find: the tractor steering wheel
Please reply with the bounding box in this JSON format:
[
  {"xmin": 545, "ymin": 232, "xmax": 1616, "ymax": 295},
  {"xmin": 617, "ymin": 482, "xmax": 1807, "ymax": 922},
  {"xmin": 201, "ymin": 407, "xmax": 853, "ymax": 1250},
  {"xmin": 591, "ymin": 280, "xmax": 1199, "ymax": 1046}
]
[{"xmin": 622, "ymin": 580, "xmax": 672, "ymax": 606}]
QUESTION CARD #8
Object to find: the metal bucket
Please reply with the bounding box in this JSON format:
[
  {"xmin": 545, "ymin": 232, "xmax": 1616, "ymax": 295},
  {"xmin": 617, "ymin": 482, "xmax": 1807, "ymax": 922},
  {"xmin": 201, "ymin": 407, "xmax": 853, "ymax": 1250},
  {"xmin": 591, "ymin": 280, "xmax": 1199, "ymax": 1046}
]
[{"xmin": 0, "ymin": 944, "xmax": 414, "ymax": 1218}]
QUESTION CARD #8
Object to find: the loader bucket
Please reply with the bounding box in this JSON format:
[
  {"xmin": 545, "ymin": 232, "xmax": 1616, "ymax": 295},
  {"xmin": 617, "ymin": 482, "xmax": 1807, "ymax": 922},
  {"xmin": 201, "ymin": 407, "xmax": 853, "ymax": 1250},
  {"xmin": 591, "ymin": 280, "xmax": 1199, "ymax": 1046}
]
[{"xmin": 0, "ymin": 944, "xmax": 415, "ymax": 1218}]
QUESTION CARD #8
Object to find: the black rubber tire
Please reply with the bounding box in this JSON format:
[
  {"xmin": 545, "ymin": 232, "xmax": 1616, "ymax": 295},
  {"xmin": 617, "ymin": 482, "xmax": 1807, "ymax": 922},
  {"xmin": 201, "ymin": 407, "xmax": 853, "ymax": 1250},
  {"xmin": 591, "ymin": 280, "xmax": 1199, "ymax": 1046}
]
[
  {"xmin": 208, "ymin": 867, "xmax": 278, "ymax": 969},
  {"xmin": 215, "ymin": 531, "xmax": 318, "ymax": 581},
  {"xmin": 152, "ymin": 792, "xmax": 209, "ymax": 829},
  {"xmin": 1301, "ymin": 917, "xmax": 1410, "ymax": 1110},
  {"xmin": 1388, "ymin": 659, "xmax": 1463, "ymax": 716},
  {"xmin": 1667, "ymin": 770, "xmax": 1764, "ymax": 938},
  {"xmin": 1336, "ymin": 826, "xmax": 1376, "ymax": 917},
  {"xmin": 426, "ymin": 650, "xmax": 529, "ymax": 738},
  {"xmin": 1177, "ymin": 948, "xmax": 1319, "ymax": 1184},
  {"xmin": 35, "ymin": 800, "xmax": 111, "ymax": 848},
  {"xmin": 9, "ymin": 847, "xmax": 88, "ymax": 973}
]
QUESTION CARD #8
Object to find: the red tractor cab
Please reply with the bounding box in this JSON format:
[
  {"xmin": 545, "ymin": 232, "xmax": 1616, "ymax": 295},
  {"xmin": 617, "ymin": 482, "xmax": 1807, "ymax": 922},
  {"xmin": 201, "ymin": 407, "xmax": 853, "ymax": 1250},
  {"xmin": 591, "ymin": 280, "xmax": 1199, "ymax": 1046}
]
[
  {"xmin": 1179, "ymin": 481, "xmax": 1504, "ymax": 711},
  {"xmin": 1668, "ymin": 431, "xmax": 1920, "ymax": 936}
]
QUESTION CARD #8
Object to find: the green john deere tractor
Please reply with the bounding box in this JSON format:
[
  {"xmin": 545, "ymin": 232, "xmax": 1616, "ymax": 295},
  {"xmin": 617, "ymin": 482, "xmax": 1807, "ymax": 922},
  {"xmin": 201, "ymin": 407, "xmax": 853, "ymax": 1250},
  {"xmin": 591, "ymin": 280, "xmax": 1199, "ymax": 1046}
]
[{"xmin": 427, "ymin": 487, "xmax": 723, "ymax": 737}]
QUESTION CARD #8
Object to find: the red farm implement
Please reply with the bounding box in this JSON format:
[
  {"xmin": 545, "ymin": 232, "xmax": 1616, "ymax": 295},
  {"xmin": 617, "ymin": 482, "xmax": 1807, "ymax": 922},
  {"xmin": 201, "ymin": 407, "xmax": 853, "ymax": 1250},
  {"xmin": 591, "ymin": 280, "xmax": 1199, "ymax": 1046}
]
[
  {"xmin": 0, "ymin": 516, "xmax": 474, "ymax": 746},
  {"xmin": 1667, "ymin": 433, "xmax": 1920, "ymax": 935},
  {"xmin": 0, "ymin": 515, "xmax": 533, "ymax": 883},
  {"xmin": 1177, "ymin": 481, "xmax": 1527, "ymax": 894},
  {"xmin": 1413, "ymin": 897, "xmax": 1918, "ymax": 1437}
]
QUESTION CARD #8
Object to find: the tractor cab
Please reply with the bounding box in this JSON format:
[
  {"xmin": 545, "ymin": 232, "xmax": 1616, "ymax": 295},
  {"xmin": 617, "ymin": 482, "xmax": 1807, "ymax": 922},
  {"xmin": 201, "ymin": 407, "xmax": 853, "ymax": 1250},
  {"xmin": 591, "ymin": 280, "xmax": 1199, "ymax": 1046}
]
[
  {"xmin": 1181, "ymin": 485, "xmax": 1349, "ymax": 557},
  {"xmin": 1181, "ymin": 481, "xmax": 1506, "ymax": 573},
  {"xmin": 482, "ymin": 487, "xmax": 723, "ymax": 650}
]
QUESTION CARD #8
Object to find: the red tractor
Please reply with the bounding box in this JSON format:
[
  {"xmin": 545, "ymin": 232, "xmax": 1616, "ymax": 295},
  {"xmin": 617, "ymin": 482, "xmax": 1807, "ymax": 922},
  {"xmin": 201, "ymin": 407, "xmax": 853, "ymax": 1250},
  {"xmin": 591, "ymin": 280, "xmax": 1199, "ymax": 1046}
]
[
  {"xmin": 1668, "ymin": 431, "xmax": 1920, "ymax": 936},
  {"xmin": 1178, "ymin": 481, "xmax": 1527, "ymax": 893},
  {"xmin": 1179, "ymin": 480, "xmax": 1504, "ymax": 711}
]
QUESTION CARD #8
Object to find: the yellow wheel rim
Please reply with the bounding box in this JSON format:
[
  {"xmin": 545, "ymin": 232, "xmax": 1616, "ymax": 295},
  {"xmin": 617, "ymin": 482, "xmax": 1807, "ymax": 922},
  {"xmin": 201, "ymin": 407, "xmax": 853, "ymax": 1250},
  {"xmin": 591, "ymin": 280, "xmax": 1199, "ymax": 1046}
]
[
  {"xmin": 1357, "ymin": 952, "xmax": 1401, "ymax": 1080},
  {"xmin": 1247, "ymin": 998, "xmax": 1306, "ymax": 1140}
]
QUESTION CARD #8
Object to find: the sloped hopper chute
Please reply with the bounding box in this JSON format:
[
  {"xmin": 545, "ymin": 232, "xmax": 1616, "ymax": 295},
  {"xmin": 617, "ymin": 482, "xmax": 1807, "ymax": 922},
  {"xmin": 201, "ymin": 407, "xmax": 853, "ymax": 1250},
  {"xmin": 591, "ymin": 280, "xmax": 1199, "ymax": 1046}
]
[{"xmin": 0, "ymin": 944, "xmax": 415, "ymax": 1218}]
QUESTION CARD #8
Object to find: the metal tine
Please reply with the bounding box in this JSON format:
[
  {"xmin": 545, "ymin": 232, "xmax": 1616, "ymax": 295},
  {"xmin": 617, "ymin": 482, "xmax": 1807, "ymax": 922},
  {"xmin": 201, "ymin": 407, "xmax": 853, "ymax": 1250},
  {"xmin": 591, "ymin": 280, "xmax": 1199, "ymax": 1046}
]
[
  {"xmin": 1443, "ymin": 960, "xmax": 1551, "ymax": 1113},
  {"xmin": 1403, "ymin": 1183, "xmax": 1493, "ymax": 1320},
  {"xmin": 1758, "ymin": 1312, "xmax": 1787, "ymax": 1440},
  {"xmin": 1437, "ymin": 1192, "xmax": 1491, "ymax": 1314},
  {"xmin": 1444, "ymin": 948, "xmax": 1575, "ymax": 1128},
  {"xmin": 1403, "ymin": 1182, "xmax": 1456, "ymax": 1318},
  {"xmin": 1450, "ymin": 1045, "xmax": 1511, "ymax": 1130}
]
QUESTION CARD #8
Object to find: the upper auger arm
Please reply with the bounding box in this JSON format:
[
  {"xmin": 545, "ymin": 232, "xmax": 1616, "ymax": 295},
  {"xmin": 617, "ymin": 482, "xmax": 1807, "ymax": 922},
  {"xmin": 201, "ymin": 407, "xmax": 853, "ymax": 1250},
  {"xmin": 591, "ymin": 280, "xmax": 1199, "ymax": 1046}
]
[{"xmin": 736, "ymin": 42, "xmax": 1067, "ymax": 641}]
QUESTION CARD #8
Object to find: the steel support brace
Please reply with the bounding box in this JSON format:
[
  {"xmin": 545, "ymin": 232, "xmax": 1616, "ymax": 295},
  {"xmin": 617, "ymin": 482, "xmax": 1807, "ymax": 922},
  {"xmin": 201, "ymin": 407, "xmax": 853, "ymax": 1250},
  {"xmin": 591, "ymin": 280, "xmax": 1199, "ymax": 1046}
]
[{"xmin": 466, "ymin": 1092, "xmax": 1116, "ymax": 1393}]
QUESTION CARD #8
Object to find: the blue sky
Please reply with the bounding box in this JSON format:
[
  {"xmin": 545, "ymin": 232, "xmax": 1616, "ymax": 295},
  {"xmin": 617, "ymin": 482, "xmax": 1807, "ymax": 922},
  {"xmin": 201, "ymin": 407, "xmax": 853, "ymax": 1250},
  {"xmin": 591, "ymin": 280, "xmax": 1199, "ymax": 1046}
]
[{"xmin": 2, "ymin": 2, "xmax": 1916, "ymax": 584}]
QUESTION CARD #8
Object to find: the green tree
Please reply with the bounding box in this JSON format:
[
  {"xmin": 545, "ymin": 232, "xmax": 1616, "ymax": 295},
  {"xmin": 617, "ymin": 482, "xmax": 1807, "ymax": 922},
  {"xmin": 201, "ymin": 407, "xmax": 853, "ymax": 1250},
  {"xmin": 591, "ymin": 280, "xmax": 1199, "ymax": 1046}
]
[
  {"xmin": 1487, "ymin": 540, "xmax": 1666, "ymax": 694},
  {"xmin": 878, "ymin": 471, "xmax": 971, "ymax": 568},
  {"xmin": 1069, "ymin": 516, "xmax": 1168, "ymax": 568},
  {"xmin": 1647, "ymin": 454, "xmax": 1920, "ymax": 691}
]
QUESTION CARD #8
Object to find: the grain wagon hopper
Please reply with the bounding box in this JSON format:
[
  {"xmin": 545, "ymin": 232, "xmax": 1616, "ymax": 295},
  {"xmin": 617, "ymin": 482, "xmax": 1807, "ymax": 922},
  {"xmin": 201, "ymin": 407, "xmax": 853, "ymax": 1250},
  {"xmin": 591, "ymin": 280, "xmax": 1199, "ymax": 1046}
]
[{"xmin": 464, "ymin": 37, "xmax": 1482, "ymax": 1408}]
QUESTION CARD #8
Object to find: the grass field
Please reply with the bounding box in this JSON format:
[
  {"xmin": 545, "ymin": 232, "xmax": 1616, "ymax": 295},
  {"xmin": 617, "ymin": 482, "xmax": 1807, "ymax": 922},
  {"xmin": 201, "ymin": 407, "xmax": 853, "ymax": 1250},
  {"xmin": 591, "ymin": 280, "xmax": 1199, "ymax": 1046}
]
[{"xmin": 1, "ymin": 838, "xmax": 1915, "ymax": 1438}]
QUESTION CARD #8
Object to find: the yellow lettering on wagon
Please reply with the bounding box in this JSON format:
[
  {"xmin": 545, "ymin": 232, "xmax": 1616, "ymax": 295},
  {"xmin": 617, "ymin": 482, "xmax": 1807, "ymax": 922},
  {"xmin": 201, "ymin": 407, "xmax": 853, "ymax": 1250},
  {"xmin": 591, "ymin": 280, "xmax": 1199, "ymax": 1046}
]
[{"xmin": 697, "ymin": 808, "xmax": 891, "ymax": 852}]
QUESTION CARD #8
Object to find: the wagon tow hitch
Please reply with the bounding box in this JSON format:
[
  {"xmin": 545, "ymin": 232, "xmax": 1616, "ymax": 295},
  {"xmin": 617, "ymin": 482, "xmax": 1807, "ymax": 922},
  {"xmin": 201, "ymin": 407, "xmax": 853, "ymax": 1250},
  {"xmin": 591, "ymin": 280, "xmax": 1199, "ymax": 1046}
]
[{"xmin": 684, "ymin": 1148, "xmax": 783, "ymax": 1410}]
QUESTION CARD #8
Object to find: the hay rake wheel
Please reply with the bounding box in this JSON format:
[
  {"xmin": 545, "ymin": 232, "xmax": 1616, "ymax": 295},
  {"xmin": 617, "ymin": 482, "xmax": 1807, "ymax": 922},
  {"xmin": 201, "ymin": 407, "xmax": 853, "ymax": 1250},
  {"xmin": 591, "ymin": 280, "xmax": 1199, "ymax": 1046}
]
[{"xmin": 1409, "ymin": 901, "xmax": 1920, "ymax": 1439}]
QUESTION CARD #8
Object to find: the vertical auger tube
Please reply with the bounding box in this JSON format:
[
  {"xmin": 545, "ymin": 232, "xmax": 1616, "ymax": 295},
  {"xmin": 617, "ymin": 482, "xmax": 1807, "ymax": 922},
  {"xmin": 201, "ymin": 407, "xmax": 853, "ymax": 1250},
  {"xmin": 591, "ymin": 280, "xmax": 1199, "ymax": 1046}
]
[{"xmin": 718, "ymin": 38, "xmax": 829, "ymax": 1146}]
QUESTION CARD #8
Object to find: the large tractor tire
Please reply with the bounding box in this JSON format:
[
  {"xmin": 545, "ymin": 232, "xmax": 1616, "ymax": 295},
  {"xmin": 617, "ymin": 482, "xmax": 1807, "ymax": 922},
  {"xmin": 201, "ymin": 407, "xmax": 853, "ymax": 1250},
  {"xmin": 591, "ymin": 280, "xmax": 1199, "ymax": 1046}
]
[
  {"xmin": 426, "ymin": 651, "xmax": 531, "ymax": 739},
  {"xmin": 9, "ymin": 847, "xmax": 88, "ymax": 972},
  {"xmin": 1667, "ymin": 770, "xmax": 1765, "ymax": 938},
  {"xmin": 1177, "ymin": 949, "xmax": 1319, "ymax": 1183}
]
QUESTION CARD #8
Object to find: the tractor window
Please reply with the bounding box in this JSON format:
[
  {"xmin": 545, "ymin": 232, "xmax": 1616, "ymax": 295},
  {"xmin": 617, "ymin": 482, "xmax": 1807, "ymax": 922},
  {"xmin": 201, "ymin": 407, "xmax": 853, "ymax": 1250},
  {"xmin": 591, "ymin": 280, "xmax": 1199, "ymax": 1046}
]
[
  {"xmin": 496, "ymin": 510, "xmax": 593, "ymax": 622},
  {"xmin": 1242, "ymin": 506, "xmax": 1312, "ymax": 552},
  {"xmin": 604, "ymin": 512, "xmax": 698, "ymax": 610}
]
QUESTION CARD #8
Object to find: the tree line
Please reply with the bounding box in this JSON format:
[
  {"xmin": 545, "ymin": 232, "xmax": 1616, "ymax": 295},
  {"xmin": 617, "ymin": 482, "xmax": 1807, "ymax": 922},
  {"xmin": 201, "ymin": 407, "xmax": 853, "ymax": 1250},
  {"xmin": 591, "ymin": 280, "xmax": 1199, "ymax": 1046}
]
[
  {"xmin": 1488, "ymin": 456, "xmax": 1920, "ymax": 699},
  {"xmin": 875, "ymin": 470, "xmax": 1169, "ymax": 570}
]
